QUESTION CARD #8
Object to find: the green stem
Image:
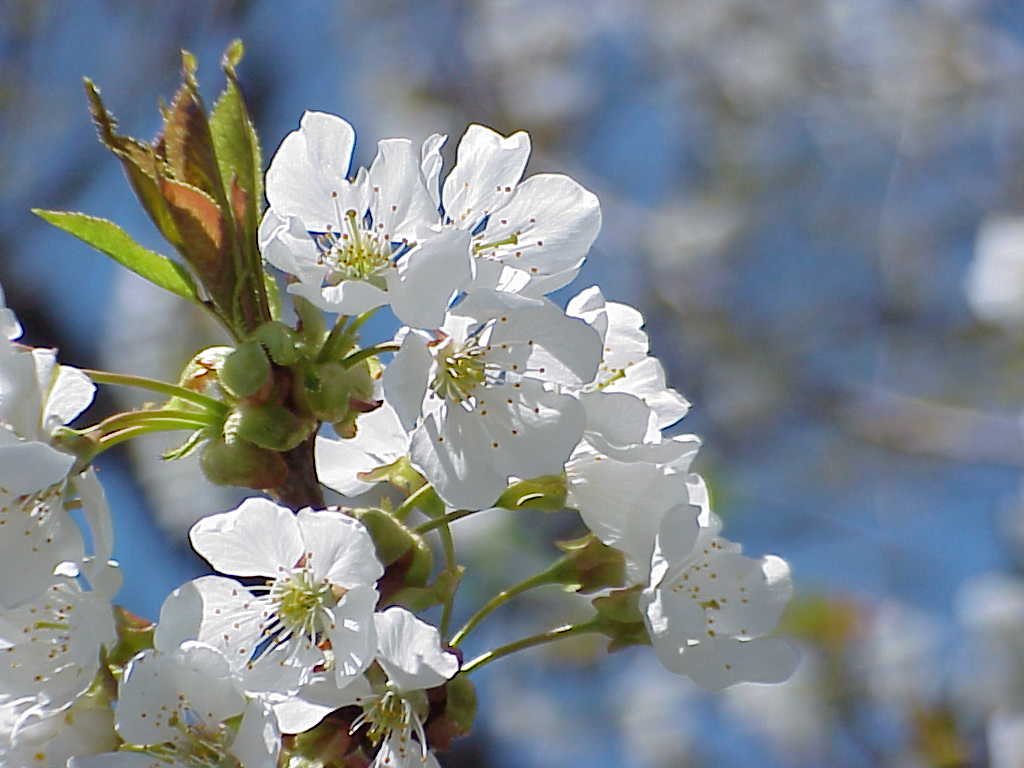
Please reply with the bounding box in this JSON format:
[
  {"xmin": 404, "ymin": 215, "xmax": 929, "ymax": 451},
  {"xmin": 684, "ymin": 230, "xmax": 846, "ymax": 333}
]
[
  {"xmin": 413, "ymin": 507, "xmax": 482, "ymax": 534},
  {"xmin": 95, "ymin": 423, "xmax": 197, "ymax": 453},
  {"xmin": 393, "ymin": 483, "xmax": 437, "ymax": 522},
  {"xmin": 90, "ymin": 409, "xmax": 215, "ymax": 434},
  {"xmin": 460, "ymin": 619, "xmax": 602, "ymax": 675},
  {"xmin": 339, "ymin": 342, "xmax": 400, "ymax": 370},
  {"xmin": 438, "ymin": 516, "xmax": 457, "ymax": 640},
  {"xmin": 83, "ymin": 370, "xmax": 228, "ymax": 415},
  {"xmin": 450, "ymin": 566, "xmax": 561, "ymax": 647}
]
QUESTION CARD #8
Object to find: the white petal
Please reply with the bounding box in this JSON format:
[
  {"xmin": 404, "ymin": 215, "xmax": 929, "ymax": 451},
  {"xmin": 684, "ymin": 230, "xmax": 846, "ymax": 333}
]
[
  {"xmin": 367, "ymin": 138, "xmax": 438, "ymax": 238},
  {"xmin": 70, "ymin": 754, "xmax": 160, "ymax": 768},
  {"xmin": 474, "ymin": 173, "xmax": 600, "ymax": 296},
  {"xmin": 73, "ymin": 468, "xmax": 114, "ymax": 572},
  {"xmin": 568, "ymin": 453, "xmax": 687, "ymax": 581},
  {"xmin": 566, "ymin": 285, "xmax": 608, "ymax": 340},
  {"xmin": 388, "ymin": 228, "xmax": 473, "ymax": 329},
  {"xmin": 295, "ymin": 509, "xmax": 384, "ymax": 587},
  {"xmin": 190, "ymin": 498, "xmax": 303, "ymax": 577},
  {"xmin": 315, "ymin": 403, "xmax": 409, "ymax": 497},
  {"xmin": 410, "ymin": 404, "xmax": 507, "ymax": 511},
  {"xmin": 324, "ymin": 584, "xmax": 379, "ymax": 680},
  {"xmin": 478, "ymin": 381, "xmax": 586, "ymax": 481},
  {"xmin": 456, "ymin": 291, "xmax": 602, "ymax": 386},
  {"xmin": 668, "ymin": 637, "xmax": 799, "ymax": 691},
  {"xmin": 579, "ymin": 391, "xmax": 650, "ymax": 447},
  {"xmin": 117, "ymin": 645, "xmax": 244, "ymax": 746},
  {"xmin": 0, "ymin": 439, "xmax": 72, "ymax": 495},
  {"xmin": 231, "ymin": 700, "xmax": 282, "ymax": 768},
  {"xmin": 374, "ymin": 608, "xmax": 459, "ymax": 692},
  {"xmin": 382, "ymin": 330, "xmax": 433, "ymax": 430},
  {"xmin": 266, "ymin": 111, "xmax": 356, "ymax": 230},
  {"xmin": 43, "ymin": 365, "xmax": 95, "ymax": 432},
  {"xmin": 258, "ymin": 210, "xmax": 331, "ymax": 284},
  {"xmin": 155, "ymin": 576, "xmax": 263, "ymax": 669},
  {"xmin": 274, "ymin": 674, "xmax": 373, "ymax": 734},
  {"xmin": 421, "ymin": 133, "xmax": 447, "ymax": 209},
  {"xmin": 287, "ymin": 277, "xmax": 389, "ymax": 317},
  {"xmin": 441, "ymin": 124, "xmax": 530, "ymax": 229}
]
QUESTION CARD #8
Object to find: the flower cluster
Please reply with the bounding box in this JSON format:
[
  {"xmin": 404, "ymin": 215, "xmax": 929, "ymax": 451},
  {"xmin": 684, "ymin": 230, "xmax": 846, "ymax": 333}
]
[{"xmin": 16, "ymin": 58, "xmax": 795, "ymax": 765}]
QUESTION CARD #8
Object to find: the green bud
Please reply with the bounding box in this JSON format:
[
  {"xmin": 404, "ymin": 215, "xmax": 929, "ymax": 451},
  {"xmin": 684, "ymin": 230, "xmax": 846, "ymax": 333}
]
[
  {"xmin": 426, "ymin": 675, "xmax": 478, "ymax": 751},
  {"xmin": 353, "ymin": 508, "xmax": 417, "ymax": 566},
  {"xmin": 219, "ymin": 340, "xmax": 271, "ymax": 399},
  {"xmin": 233, "ymin": 402, "xmax": 316, "ymax": 452},
  {"xmin": 298, "ymin": 361, "xmax": 364, "ymax": 423},
  {"xmin": 199, "ymin": 436, "xmax": 287, "ymax": 489},
  {"xmin": 592, "ymin": 586, "xmax": 651, "ymax": 652},
  {"xmin": 496, "ymin": 474, "xmax": 568, "ymax": 512},
  {"xmin": 177, "ymin": 345, "xmax": 233, "ymax": 397},
  {"xmin": 550, "ymin": 534, "xmax": 626, "ymax": 594},
  {"xmin": 250, "ymin": 320, "xmax": 301, "ymax": 365}
]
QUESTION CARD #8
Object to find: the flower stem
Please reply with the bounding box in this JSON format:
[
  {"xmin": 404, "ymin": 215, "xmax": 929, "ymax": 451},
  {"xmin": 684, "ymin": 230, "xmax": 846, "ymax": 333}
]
[
  {"xmin": 83, "ymin": 369, "xmax": 228, "ymax": 415},
  {"xmin": 95, "ymin": 424, "xmax": 195, "ymax": 453},
  {"xmin": 340, "ymin": 342, "xmax": 400, "ymax": 370},
  {"xmin": 413, "ymin": 507, "xmax": 483, "ymax": 534},
  {"xmin": 450, "ymin": 565, "xmax": 562, "ymax": 647},
  {"xmin": 459, "ymin": 619, "xmax": 603, "ymax": 675},
  {"xmin": 393, "ymin": 483, "xmax": 437, "ymax": 522}
]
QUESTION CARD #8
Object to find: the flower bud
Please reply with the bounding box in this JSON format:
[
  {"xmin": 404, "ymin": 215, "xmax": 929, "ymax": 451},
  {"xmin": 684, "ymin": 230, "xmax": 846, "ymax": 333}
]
[
  {"xmin": 496, "ymin": 474, "xmax": 568, "ymax": 512},
  {"xmin": 426, "ymin": 675, "xmax": 477, "ymax": 751},
  {"xmin": 550, "ymin": 534, "xmax": 626, "ymax": 594},
  {"xmin": 296, "ymin": 361, "xmax": 364, "ymax": 423},
  {"xmin": 592, "ymin": 586, "xmax": 651, "ymax": 652},
  {"xmin": 199, "ymin": 436, "xmax": 288, "ymax": 489},
  {"xmin": 233, "ymin": 402, "xmax": 316, "ymax": 451},
  {"xmin": 219, "ymin": 340, "xmax": 271, "ymax": 398}
]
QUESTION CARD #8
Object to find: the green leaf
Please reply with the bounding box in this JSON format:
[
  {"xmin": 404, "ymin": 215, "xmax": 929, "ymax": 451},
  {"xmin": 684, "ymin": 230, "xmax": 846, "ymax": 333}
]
[
  {"xmin": 32, "ymin": 210, "xmax": 199, "ymax": 303},
  {"xmin": 209, "ymin": 47, "xmax": 262, "ymax": 210},
  {"xmin": 83, "ymin": 79, "xmax": 182, "ymax": 248}
]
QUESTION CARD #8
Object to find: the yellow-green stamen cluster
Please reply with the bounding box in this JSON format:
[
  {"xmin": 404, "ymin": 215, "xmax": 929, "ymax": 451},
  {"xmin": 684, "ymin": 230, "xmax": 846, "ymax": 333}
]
[
  {"xmin": 268, "ymin": 567, "xmax": 333, "ymax": 644},
  {"xmin": 320, "ymin": 207, "xmax": 393, "ymax": 285},
  {"xmin": 429, "ymin": 338, "xmax": 489, "ymax": 404}
]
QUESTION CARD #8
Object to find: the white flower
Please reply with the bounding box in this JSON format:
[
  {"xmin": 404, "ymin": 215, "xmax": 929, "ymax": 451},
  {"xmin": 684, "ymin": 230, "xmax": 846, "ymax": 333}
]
[
  {"xmin": 566, "ymin": 285, "xmax": 689, "ymax": 435},
  {"xmin": 69, "ymin": 642, "xmax": 280, "ymax": 768},
  {"xmin": 423, "ymin": 125, "xmax": 601, "ymax": 297},
  {"xmin": 261, "ymin": 111, "xmax": 472, "ymax": 328},
  {"xmin": 642, "ymin": 511, "xmax": 796, "ymax": 690},
  {"xmin": 179, "ymin": 498, "xmax": 384, "ymax": 691},
  {"xmin": 268, "ymin": 609, "xmax": 455, "ymax": 767},
  {"xmin": 0, "ymin": 578, "xmax": 116, "ymax": 718},
  {"xmin": 383, "ymin": 290, "xmax": 601, "ymax": 509},
  {"xmin": 353, "ymin": 608, "xmax": 458, "ymax": 768},
  {"xmin": 0, "ymin": 297, "xmax": 99, "ymax": 609}
]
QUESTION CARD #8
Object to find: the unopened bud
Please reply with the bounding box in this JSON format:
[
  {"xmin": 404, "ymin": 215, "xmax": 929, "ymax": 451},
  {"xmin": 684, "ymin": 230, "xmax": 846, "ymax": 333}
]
[
  {"xmin": 426, "ymin": 675, "xmax": 477, "ymax": 751},
  {"xmin": 219, "ymin": 340, "xmax": 271, "ymax": 399},
  {"xmin": 550, "ymin": 534, "xmax": 626, "ymax": 594},
  {"xmin": 233, "ymin": 402, "xmax": 316, "ymax": 452},
  {"xmin": 496, "ymin": 474, "xmax": 567, "ymax": 512},
  {"xmin": 199, "ymin": 436, "xmax": 288, "ymax": 489}
]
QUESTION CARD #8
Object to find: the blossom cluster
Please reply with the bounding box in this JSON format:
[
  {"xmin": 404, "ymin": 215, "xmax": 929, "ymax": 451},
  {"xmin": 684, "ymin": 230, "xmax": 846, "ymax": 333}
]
[{"xmin": 7, "ymin": 102, "xmax": 795, "ymax": 767}]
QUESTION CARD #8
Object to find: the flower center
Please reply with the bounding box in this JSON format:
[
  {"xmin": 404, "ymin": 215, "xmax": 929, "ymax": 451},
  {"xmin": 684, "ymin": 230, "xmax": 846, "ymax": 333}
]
[
  {"xmin": 138, "ymin": 710, "xmax": 240, "ymax": 768},
  {"xmin": 315, "ymin": 208, "xmax": 393, "ymax": 285},
  {"xmin": 429, "ymin": 337, "xmax": 489, "ymax": 404},
  {"xmin": 269, "ymin": 568, "xmax": 332, "ymax": 641}
]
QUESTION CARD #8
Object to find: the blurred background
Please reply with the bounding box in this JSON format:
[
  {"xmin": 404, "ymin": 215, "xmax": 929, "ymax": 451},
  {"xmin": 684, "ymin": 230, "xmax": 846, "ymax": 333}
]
[{"xmin": 5, "ymin": 0, "xmax": 1024, "ymax": 764}]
